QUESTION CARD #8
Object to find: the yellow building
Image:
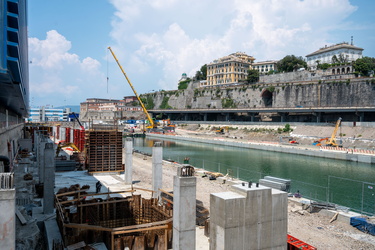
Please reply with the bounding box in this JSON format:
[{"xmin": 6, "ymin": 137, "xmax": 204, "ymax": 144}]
[{"xmin": 203, "ymin": 52, "xmax": 255, "ymax": 87}]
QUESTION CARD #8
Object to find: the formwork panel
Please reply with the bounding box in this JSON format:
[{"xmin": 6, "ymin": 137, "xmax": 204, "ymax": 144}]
[{"xmin": 85, "ymin": 130, "xmax": 123, "ymax": 172}]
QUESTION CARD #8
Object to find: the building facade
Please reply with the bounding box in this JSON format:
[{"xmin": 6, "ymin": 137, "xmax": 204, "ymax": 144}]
[
  {"xmin": 0, "ymin": 0, "xmax": 29, "ymax": 129},
  {"xmin": 28, "ymin": 107, "xmax": 71, "ymax": 122},
  {"xmin": 306, "ymin": 42, "xmax": 363, "ymax": 70},
  {"xmin": 252, "ymin": 60, "xmax": 278, "ymax": 74},
  {"xmin": 203, "ymin": 52, "xmax": 255, "ymax": 87},
  {"xmin": 79, "ymin": 98, "xmax": 144, "ymax": 123}
]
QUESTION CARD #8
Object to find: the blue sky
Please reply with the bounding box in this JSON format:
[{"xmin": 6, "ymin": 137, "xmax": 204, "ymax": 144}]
[{"xmin": 28, "ymin": 0, "xmax": 375, "ymax": 107}]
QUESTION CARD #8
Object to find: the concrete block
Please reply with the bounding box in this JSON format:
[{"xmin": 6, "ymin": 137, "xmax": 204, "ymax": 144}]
[
  {"xmin": 210, "ymin": 191, "xmax": 245, "ymax": 228},
  {"xmin": 271, "ymin": 189, "xmax": 288, "ymax": 249}
]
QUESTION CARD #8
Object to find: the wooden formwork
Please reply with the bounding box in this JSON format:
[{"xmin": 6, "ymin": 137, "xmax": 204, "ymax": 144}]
[
  {"xmin": 85, "ymin": 129, "xmax": 123, "ymax": 173},
  {"xmin": 55, "ymin": 189, "xmax": 173, "ymax": 250}
]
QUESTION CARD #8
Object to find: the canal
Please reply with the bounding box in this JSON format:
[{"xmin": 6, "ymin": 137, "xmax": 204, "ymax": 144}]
[{"xmin": 132, "ymin": 137, "xmax": 375, "ymax": 215}]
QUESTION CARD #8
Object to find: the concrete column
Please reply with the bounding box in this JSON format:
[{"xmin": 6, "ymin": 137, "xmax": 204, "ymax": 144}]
[
  {"xmin": 124, "ymin": 138, "xmax": 133, "ymax": 184},
  {"xmin": 173, "ymin": 167, "xmax": 196, "ymax": 250},
  {"xmin": 204, "ymin": 113, "xmax": 208, "ymax": 121},
  {"xmin": 38, "ymin": 136, "xmax": 47, "ymax": 183},
  {"xmin": 0, "ymin": 174, "xmax": 15, "ymax": 250},
  {"xmin": 43, "ymin": 143, "xmax": 55, "ymax": 214},
  {"xmin": 152, "ymin": 142, "xmax": 163, "ymax": 199}
]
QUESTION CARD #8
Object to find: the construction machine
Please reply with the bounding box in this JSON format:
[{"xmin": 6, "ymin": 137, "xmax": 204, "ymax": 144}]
[
  {"xmin": 56, "ymin": 142, "xmax": 80, "ymax": 157},
  {"xmin": 163, "ymin": 119, "xmax": 176, "ymax": 131},
  {"xmin": 108, "ymin": 47, "xmax": 157, "ymax": 131},
  {"xmin": 70, "ymin": 112, "xmax": 84, "ymax": 131},
  {"xmin": 325, "ymin": 117, "xmax": 342, "ymax": 147},
  {"xmin": 216, "ymin": 126, "xmax": 229, "ymax": 135},
  {"xmin": 312, "ymin": 137, "xmax": 329, "ymax": 146}
]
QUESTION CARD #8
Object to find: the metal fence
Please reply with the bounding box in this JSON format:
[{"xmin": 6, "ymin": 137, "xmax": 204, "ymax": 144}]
[{"xmin": 165, "ymin": 154, "xmax": 375, "ymax": 216}]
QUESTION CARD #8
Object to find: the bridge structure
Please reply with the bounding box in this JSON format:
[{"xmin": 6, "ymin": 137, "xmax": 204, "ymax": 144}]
[{"xmin": 148, "ymin": 106, "xmax": 375, "ymax": 123}]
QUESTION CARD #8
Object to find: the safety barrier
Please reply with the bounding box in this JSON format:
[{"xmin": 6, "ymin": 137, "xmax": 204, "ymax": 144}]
[{"xmin": 320, "ymin": 146, "xmax": 375, "ymax": 155}]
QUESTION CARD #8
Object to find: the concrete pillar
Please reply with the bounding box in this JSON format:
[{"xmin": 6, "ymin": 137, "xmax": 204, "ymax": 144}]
[
  {"xmin": 124, "ymin": 138, "xmax": 133, "ymax": 185},
  {"xmin": 249, "ymin": 112, "xmax": 255, "ymax": 122},
  {"xmin": 173, "ymin": 166, "xmax": 196, "ymax": 250},
  {"xmin": 0, "ymin": 174, "xmax": 15, "ymax": 250},
  {"xmin": 152, "ymin": 142, "xmax": 163, "ymax": 199},
  {"xmin": 38, "ymin": 136, "xmax": 47, "ymax": 183},
  {"xmin": 204, "ymin": 113, "xmax": 208, "ymax": 121},
  {"xmin": 43, "ymin": 143, "xmax": 55, "ymax": 214}
]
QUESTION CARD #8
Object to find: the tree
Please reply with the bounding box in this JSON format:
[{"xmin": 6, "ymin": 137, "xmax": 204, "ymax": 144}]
[
  {"xmin": 245, "ymin": 69, "xmax": 259, "ymax": 84},
  {"xmin": 317, "ymin": 63, "xmax": 330, "ymax": 70},
  {"xmin": 178, "ymin": 78, "xmax": 191, "ymax": 90},
  {"xmin": 276, "ymin": 55, "xmax": 307, "ymax": 72},
  {"xmin": 353, "ymin": 57, "xmax": 375, "ymax": 76},
  {"xmin": 195, "ymin": 64, "xmax": 207, "ymax": 80}
]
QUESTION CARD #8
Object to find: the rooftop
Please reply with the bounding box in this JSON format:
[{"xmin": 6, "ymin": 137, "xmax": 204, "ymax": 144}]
[{"xmin": 306, "ymin": 42, "xmax": 364, "ymax": 57}]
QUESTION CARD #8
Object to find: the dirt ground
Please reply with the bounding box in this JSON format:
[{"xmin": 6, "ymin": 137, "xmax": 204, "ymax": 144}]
[
  {"xmin": 131, "ymin": 130, "xmax": 375, "ymax": 249},
  {"xmin": 176, "ymin": 123, "xmax": 375, "ymax": 150}
]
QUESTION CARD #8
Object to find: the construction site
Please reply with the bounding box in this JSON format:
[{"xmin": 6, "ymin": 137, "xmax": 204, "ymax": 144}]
[{"xmin": 1, "ymin": 121, "xmax": 336, "ymax": 250}]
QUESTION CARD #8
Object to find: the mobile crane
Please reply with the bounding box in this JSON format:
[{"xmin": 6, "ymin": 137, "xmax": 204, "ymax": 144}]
[
  {"xmin": 108, "ymin": 47, "xmax": 157, "ymax": 130},
  {"xmin": 325, "ymin": 117, "xmax": 342, "ymax": 147}
]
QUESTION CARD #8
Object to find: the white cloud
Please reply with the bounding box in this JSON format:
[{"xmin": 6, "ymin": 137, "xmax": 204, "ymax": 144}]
[
  {"xmin": 108, "ymin": 0, "xmax": 357, "ymax": 92},
  {"xmin": 29, "ymin": 30, "xmax": 106, "ymax": 106}
]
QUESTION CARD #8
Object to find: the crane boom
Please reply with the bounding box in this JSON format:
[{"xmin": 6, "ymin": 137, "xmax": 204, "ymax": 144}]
[
  {"xmin": 107, "ymin": 47, "xmax": 155, "ymax": 128},
  {"xmin": 326, "ymin": 117, "xmax": 342, "ymax": 146}
]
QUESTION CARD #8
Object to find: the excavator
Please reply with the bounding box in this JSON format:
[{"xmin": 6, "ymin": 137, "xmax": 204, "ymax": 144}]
[
  {"xmin": 313, "ymin": 117, "xmax": 342, "ymax": 147},
  {"xmin": 108, "ymin": 47, "xmax": 158, "ymax": 131}
]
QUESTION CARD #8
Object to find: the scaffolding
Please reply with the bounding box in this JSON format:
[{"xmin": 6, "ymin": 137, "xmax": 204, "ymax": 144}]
[{"xmin": 85, "ymin": 124, "xmax": 123, "ymax": 172}]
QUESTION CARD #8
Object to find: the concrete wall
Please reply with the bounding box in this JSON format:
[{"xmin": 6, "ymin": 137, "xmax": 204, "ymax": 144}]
[
  {"xmin": 0, "ymin": 124, "xmax": 24, "ymax": 164},
  {"xmin": 144, "ymin": 78, "xmax": 375, "ymax": 109},
  {"xmin": 0, "ymin": 189, "xmax": 16, "ymax": 250}
]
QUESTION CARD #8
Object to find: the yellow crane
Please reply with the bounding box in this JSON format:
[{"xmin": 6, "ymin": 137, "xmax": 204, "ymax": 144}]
[
  {"xmin": 326, "ymin": 117, "xmax": 342, "ymax": 147},
  {"xmin": 107, "ymin": 47, "xmax": 156, "ymax": 129}
]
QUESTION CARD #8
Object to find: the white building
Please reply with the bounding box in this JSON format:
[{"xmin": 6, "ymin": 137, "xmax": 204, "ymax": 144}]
[
  {"xmin": 306, "ymin": 42, "xmax": 363, "ymax": 70},
  {"xmin": 28, "ymin": 107, "xmax": 71, "ymax": 122},
  {"xmin": 252, "ymin": 60, "xmax": 278, "ymax": 74}
]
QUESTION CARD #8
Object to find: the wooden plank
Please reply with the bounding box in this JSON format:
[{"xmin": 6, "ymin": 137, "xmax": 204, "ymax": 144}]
[
  {"xmin": 63, "ymin": 223, "xmax": 113, "ymax": 232},
  {"xmin": 112, "ymin": 218, "xmax": 172, "ymax": 232},
  {"xmin": 159, "ymin": 188, "xmax": 173, "ymax": 197}
]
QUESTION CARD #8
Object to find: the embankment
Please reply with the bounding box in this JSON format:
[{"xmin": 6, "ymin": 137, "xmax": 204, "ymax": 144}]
[{"xmin": 147, "ymin": 133, "xmax": 375, "ymax": 164}]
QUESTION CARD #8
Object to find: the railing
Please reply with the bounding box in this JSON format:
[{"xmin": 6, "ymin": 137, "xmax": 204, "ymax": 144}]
[{"xmin": 0, "ymin": 172, "xmax": 14, "ymax": 189}]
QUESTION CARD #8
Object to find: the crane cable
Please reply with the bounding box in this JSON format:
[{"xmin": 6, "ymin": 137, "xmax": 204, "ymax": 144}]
[{"xmin": 106, "ymin": 48, "xmax": 109, "ymax": 93}]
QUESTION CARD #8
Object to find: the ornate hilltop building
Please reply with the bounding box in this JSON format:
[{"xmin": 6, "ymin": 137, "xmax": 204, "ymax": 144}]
[
  {"xmin": 203, "ymin": 52, "xmax": 255, "ymax": 87},
  {"xmin": 306, "ymin": 42, "xmax": 363, "ymax": 70}
]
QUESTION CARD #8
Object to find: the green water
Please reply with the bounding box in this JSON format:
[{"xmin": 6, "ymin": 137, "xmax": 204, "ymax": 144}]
[{"xmin": 133, "ymin": 137, "xmax": 375, "ymax": 215}]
